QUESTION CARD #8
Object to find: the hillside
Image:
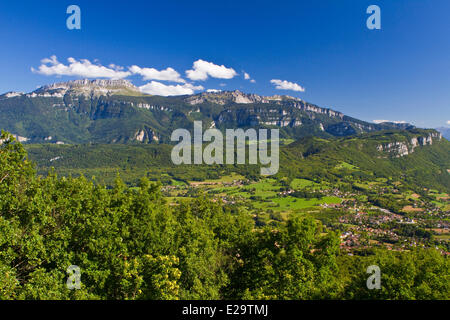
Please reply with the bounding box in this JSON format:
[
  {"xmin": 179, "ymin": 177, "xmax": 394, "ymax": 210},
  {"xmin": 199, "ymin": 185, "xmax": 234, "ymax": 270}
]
[
  {"xmin": 0, "ymin": 79, "xmax": 413, "ymax": 144},
  {"xmin": 281, "ymin": 129, "xmax": 449, "ymax": 191},
  {"xmin": 25, "ymin": 128, "xmax": 449, "ymax": 191}
]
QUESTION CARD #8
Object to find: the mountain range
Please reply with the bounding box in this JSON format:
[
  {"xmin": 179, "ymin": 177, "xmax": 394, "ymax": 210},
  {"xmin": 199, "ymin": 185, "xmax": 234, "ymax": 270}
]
[
  {"xmin": 0, "ymin": 79, "xmax": 419, "ymax": 144},
  {"xmin": 1, "ymin": 79, "xmax": 447, "ymax": 191}
]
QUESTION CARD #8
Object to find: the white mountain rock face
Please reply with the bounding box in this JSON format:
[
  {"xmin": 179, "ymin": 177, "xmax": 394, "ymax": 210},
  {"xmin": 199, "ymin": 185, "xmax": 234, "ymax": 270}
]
[
  {"xmin": 185, "ymin": 90, "xmax": 344, "ymax": 120},
  {"xmin": 41, "ymin": 79, "xmax": 137, "ymax": 90},
  {"xmin": 31, "ymin": 79, "xmax": 141, "ymax": 98},
  {"xmin": 134, "ymin": 129, "xmax": 146, "ymax": 142},
  {"xmin": 4, "ymin": 92, "xmax": 24, "ymax": 98},
  {"xmin": 0, "ymin": 80, "xmax": 140, "ymax": 100},
  {"xmin": 376, "ymin": 132, "xmax": 442, "ymax": 157},
  {"xmin": 233, "ymin": 94, "xmax": 253, "ymax": 104},
  {"xmin": 133, "ymin": 128, "xmax": 159, "ymax": 143},
  {"xmin": 186, "ymin": 90, "xmax": 274, "ymax": 105}
]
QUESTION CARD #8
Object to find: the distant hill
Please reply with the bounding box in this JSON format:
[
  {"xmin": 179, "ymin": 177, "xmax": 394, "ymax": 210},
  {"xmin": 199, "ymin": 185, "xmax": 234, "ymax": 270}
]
[
  {"xmin": 281, "ymin": 129, "xmax": 449, "ymax": 191},
  {"xmin": 436, "ymin": 127, "xmax": 450, "ymax": 140},
  {"xmin": 0, "ymin": 79, "xmax": 414, "ymax": 144}
]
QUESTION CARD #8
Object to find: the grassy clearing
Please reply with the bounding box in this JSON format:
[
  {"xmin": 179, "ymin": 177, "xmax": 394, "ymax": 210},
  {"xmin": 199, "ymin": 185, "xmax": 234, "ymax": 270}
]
[
  {"xmin": 253, "ymin": 195, "xmax": 341, "ymax": 212},
  {"xmin": 290, "ymin": 178, "xmax": 315, "ymax": 189},
  {"xmin": 171, "ymin": 179, "xmax": 187, "ymax": 186},
  {"xmin": 335, "ymin": 161, "xmax": 359, "ymax": 171},
  {"xmin": 434, "ymin": 234, "xmax": 450, "ymax": 241}
]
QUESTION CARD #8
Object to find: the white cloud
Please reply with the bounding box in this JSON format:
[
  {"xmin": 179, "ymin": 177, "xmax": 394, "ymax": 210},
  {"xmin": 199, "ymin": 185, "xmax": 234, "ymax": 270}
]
[
  {"xmin": 108, "ymin": 64, "xmax": 124, "ymax": 71},
  {"xmin": 243, "ymin": 71, "xmax": 256, "ymax": 83},
  {"xmin": 129, "ymin": 65, "xmax": 185, "ymax": 83},
  {"xmin": 270, "ymin": 79, "xmax": 305, "ymax": 92},
  {"xmin": 32, "ymin": 56, "xmax": 131, "ymax": 79},
  {"xmin": 373, "ymin": 120, "xmax": 407, "ymax": 124},
  {"xmin": 186, "ymin": 59, "xmax": 237, "ymax": 81},
  {"xmin": 447, "ymin": 120, "xmax": 450, "ymax": 125},
  {"xmin": 139, "ymin": 81, "xmax": 204, "ymax": 96},
  {"xmin": 206, "ymin": 89, "xmax": 221, "ymax": 93}
]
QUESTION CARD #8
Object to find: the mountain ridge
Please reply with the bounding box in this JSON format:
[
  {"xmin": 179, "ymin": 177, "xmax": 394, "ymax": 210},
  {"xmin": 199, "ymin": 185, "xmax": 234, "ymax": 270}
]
[{"xmin": 0, "ymin": 79, "xmax": 421, "ymax": 144}]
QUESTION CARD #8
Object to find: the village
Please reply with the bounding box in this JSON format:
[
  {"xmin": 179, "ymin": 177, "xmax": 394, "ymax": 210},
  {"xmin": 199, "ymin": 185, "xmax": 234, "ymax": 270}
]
[{"xmin": 161, "ymin": 174, "xmax": 450, "ymax": 255}]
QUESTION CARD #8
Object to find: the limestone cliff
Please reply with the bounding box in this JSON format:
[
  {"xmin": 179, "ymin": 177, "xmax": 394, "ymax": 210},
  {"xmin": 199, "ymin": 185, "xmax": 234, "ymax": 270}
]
[{"xmin": 376, "ymin": 131, "xmax": 442, "ymax": 157}]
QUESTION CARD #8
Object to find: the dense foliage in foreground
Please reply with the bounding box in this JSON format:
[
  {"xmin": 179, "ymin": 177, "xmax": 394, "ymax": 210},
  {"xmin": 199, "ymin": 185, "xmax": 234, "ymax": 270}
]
[{"xmin": 1, "ymin": 132, "xmax": 449, "ymax": 300}]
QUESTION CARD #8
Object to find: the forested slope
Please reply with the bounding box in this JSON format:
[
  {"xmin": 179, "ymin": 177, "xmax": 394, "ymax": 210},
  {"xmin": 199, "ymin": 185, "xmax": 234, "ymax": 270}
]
[{"xmin": 1, "ymin": 132, "xmax": 449, "ymax": 300}]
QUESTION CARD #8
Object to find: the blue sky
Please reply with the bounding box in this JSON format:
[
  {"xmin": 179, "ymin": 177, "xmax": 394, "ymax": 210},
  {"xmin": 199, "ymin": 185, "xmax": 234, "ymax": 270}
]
[{"xmin": 0, "ymin": 0, "xmax": 449, "ymax": 128}]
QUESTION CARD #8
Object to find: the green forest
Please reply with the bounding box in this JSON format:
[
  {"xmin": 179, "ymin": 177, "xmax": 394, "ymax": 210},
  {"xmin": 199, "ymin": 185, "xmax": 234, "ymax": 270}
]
[{"xmin": 1, "ymin": 131, "xmax": 449, "ymax": 300}]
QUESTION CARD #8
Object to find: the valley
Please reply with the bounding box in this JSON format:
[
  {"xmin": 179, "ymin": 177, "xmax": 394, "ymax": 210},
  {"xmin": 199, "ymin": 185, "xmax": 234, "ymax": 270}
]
[
  {"xmin": 23, "ymin": 128, "xmax": 450, "ymax": 255},
  {"xmin": 1, "ymin": 80, "xmax": 449, "ymax": 299}
]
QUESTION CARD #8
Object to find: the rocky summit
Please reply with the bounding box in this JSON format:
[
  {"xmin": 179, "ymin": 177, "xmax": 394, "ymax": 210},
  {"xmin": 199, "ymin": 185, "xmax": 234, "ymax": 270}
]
[{"xmin": 0, "ymin": 79, "xmax": 424, "ymax": 145}]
